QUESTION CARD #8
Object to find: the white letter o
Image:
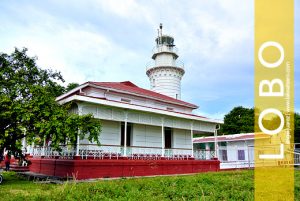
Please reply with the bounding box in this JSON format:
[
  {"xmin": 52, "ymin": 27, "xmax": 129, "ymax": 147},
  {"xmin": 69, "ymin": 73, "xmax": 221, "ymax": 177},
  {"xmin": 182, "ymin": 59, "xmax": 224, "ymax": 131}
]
[
  {"xmin": 258, "ymin": 108, "xmax": 284, "ymax": 135},
  {"xmin": 258, "ymin": 41, "xmax": 284, "ymax": 68}
]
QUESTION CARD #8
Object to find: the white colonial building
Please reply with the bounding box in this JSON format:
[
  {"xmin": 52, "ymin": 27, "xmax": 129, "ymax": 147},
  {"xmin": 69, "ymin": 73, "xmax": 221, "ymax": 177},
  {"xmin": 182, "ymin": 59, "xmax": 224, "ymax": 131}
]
[
  {"xmin": 31, "ymin": 25, "xmax": 222, "ymax": 160},
  {"xmin": 193, "ymin": 133, "xmax": 272, "ymax": 169}
]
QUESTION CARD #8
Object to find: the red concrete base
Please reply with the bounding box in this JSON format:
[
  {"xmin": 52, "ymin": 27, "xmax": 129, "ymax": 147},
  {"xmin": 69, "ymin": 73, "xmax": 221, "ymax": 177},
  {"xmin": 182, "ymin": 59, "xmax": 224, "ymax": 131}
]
[{"xmin": 29, "ymin": 158, "xmax": 220, "ymax": 180}]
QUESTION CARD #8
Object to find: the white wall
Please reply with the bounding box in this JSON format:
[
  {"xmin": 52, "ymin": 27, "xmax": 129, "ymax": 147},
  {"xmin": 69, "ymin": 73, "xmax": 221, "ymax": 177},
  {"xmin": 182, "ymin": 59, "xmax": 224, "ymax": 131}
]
[
  {"xmin": 132, "ymin": 124, "xmax": 162, "ymax": 147},
  {"xmin": 84, "ymin": 87, "xmax": 105, "ymax": 97},
  {"xmin": 148, "ymin": 67, "xmax": 183, "ymax": 100},
  {"xmin": 155, "ymin": 53, "xmax": 175, "ymax": 66},
  {"xmin": 173, "ymin": 129, "xmax": 191, "ymax": 149},
  {"xmin": 98, "ymin": 120, "xmax": 121, "ymax": 145},
  {"xmin": 226, "ymin": 140, "xmax": 253, "ymax": 162}
]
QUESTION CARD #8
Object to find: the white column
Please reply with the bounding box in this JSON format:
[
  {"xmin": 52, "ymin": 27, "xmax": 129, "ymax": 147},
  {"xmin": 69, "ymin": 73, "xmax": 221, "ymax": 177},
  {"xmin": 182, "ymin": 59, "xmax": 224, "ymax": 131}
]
[
  {"xmin": 205, "ymin": 143, "xmax": 210, "ymax": 159},
  {"xmin": 214, "ymin": 129, "xmax": 217, "ymax": 158},
  {"xmin": 31, "ymin": 141, "xmax": 35, "ymax": 156},
  {"xmin": 76, "ymin": 104, "xmax": 82, "ymax": 156},
  {"xmin": 191, "ymin": 121, "xmax": 194, "ymax": 157},
  {"xmin": 161, "ymin": 117, "xmax": 165, "ymax": 157},
  {"xmin": 123, "ymin": 111, "xmax": 128, "ymax": 157},
  {"xmin": 214, "ymin": 124, "xmax": 220, "ymax": 159},
  {"xmin": 76, "ymin": 133, "xmax": 80, "ymax": 156},
  {"xmin": 22, "ymin": 136, "xmax": 27, "ymax": 154},
  {"xmin": 22, "ymin": 129, "xmax": 27, "ymax": 154},
  {"xmin": 124, "ymin": 121, "xmax": 127, "ymax": 157},
  {"xmin": 42, "ymin": 137, "xmax": 46, "ymax": 156}
]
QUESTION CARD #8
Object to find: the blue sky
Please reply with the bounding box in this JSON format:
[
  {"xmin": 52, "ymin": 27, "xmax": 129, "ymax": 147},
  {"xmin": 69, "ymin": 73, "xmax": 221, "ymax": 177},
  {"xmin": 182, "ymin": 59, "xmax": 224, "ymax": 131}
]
[{"xmin": 0, "ymin": 0, "xmax": 299, "ymax": 120}]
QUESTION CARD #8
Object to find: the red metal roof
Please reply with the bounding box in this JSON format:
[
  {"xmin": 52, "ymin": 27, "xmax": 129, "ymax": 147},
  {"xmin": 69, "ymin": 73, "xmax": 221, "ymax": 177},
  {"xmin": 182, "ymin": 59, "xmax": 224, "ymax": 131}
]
[{"xmin": 88, "ymin": 81, "xmax": 198, "ymax": 109}]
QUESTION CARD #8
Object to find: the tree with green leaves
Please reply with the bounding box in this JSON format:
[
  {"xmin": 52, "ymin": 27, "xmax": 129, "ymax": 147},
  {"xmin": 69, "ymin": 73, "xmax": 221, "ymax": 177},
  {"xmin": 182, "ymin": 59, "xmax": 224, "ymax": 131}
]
[
  {"xmin": 220, "ymin": 106, "xmax": 254, "ymax": 135},
  {"xmin": 0, "ymin": 48, "xmax": 101, "ymax": 153},
  {"xmin": 65, "ymin": 82, "xmax": 79, "ymax": 92}
]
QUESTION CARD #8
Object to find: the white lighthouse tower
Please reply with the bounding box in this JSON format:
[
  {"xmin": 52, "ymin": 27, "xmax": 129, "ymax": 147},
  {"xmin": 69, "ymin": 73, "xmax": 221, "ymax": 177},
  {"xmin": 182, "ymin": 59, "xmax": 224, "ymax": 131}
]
[{"xmin": 146, "ymin": 24, "xmax": 185, "ymax": 100}]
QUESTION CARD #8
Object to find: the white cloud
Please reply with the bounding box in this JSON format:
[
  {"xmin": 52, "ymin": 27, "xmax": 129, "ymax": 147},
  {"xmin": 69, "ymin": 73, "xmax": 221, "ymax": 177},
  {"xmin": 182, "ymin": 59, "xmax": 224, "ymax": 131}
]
[
  {"xmin": 97, "ymin": 0, "xmax": 143, "ymax": 19},
  {"xmin": 194, "ymin": 110, "xmax": 225, "ymax": 121},
  {"xmin": 0, "ymin": 4, "xmax": 141, "ymax": 85},
  {"xmin": 0, "ymin": 0, "xmax": 253, "ymax": 80},
  {"xmin": 1, "ymin": 0, "xmax": 298, "ymax": 118},
  {"xmin": 91, "ymin": 0, "xmax": 253, "ymax": 62}
]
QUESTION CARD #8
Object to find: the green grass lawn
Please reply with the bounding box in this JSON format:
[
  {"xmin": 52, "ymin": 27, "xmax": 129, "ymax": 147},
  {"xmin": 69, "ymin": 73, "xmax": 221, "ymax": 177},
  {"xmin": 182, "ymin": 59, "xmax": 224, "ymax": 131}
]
[{"xmin": 0, "ymin": 170, "xmax": 299, "ymax": 201}]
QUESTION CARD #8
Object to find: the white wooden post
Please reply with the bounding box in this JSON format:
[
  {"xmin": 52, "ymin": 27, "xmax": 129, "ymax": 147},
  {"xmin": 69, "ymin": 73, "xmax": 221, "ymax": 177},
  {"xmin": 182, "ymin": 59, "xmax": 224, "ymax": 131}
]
[
  {"xmin": 123, "ymin": 111, "xmax": 128, "ymax": 157},
  {"xmin": 32, "ymin": 141, "xmax": 35, "ymax": 156},
  {"xmin": 214, "ymin": 129, "xmax": 217, "ymax": 158},
  {"xmin": 22, "ymin": 129, "xmax": 27, "ymax": 154},
  {"xmin": 161, "ymin": 117, "xmax": 165, "ymax": 157},
  {"xmin": 214, "ymin": 124, "xmax": 220, "ymax": 159},
  {"xmin": 191, "ymin": 121, "xmax": 194, "ymax": 157},
  {"xmin": 124, "ymin": 121, "xmax": 127, "ymax": 157},
  {"xmin": 76, "ymin": 133, "xmax": 80, "ymax": 156},
  {"xmin": 205, "ymin": 143, "xmax": 210, "ymax": 159},
  {"xmin": 76, "ymin": 104, "xmax": 82, "ymax": 156},
  {"xmin": 42, "ymin": 137, "xmax": 46, "ymax": 156}
]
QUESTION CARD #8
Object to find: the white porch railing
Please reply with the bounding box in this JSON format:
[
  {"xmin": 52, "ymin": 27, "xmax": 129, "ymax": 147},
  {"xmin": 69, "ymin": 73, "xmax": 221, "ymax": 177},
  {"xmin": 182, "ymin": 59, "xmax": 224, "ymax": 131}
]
[
  {"xmin": 193, "ymin": 150, "xmax": 216, "ymax": 160},
  {"xmin": 127, "ymin": 147, "xmax": 162, "ymax": 160},
  {"xmin": 32, "ymin": 146, "xmax": 76, "ymax": 159},
  {"xmin": 79, "ymin": 145, "xmax": 122, "ymax": 160},
  {"xmin": 31, "ymin": 145, "xmax": 194, "ymax": 160}
]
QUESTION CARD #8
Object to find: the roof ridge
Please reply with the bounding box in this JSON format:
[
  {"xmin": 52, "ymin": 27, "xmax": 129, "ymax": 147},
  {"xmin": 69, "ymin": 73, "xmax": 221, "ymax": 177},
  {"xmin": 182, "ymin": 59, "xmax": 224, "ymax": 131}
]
[{"xmin": 120, "ymin": 81, "xmax": 138, "ymax": 87}]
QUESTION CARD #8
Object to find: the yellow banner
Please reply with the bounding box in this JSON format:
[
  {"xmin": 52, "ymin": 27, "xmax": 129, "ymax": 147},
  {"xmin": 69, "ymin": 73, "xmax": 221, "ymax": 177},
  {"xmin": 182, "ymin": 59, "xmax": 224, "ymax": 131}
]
[{"xmin": 255, "ymin": 0, "xmax": 294, "ymax": 200}]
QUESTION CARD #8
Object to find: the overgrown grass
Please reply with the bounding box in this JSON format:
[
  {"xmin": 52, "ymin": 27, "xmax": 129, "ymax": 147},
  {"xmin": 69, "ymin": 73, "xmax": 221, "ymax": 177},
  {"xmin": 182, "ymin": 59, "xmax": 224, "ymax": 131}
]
[{"xmin": 0, "ymin": 170, "xmax": 299, "ymax": 201}]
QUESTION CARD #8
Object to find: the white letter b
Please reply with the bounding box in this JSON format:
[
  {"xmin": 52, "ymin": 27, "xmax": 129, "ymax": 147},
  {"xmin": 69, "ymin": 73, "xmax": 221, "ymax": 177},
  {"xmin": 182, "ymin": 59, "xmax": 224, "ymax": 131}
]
[{"xmin": 259, "ymin": 79, "xmax": 284, "ymax": 97}]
